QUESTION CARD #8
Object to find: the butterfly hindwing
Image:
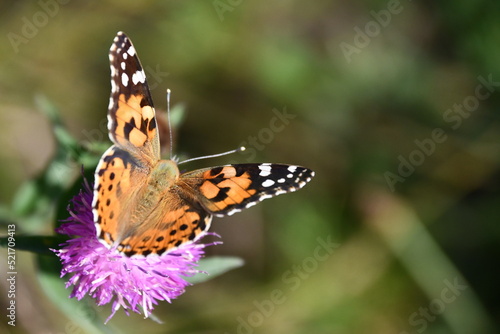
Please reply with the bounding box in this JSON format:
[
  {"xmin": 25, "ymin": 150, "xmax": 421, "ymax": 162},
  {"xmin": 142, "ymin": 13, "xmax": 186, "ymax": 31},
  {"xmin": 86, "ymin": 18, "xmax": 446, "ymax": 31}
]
[
  {"xmin": 116, "ymin": 201, "xmax": 213, "ymax": 257},
  {"xmin": 180, "ymin": 163, "xmax": 315, "ymax": 216}
]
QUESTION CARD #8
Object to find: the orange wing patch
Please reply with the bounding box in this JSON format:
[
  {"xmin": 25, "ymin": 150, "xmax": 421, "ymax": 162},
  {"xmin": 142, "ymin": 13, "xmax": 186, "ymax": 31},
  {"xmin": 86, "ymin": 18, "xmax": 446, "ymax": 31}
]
[
  {"xmin": 117, "ymin": 203, "xmax": 212, "ymax": 257},
  {"xmin": 113, "ymin": 94, "xmax": 157, "ymax": 149},
  {"xmin": 199, "ymin": 167, "xmax": 256, "ymax": 211},
  {"xmin": 180, "ymin": 166, "xmax": 258, "ymax": 215}
]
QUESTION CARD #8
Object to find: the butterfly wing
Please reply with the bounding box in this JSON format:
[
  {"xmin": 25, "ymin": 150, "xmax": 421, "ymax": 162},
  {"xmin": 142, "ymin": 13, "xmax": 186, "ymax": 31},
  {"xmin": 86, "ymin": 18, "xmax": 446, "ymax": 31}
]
[
  {"xmin": 179, "ymin": 163, "xmax": 315, "ymax": 216},
  {"xmin": 114, "ymin": 199, "xmax": 213, "ymax": 257},
  {"xmin": 93, "ymin": 146, "xmax": 146, "ymax": 246},
  {"xmin": 93, "ymin": 32, "xmax": 161, "ymax": 251},
  {"xmin": 107, "ymin": 31, "xmax": 160, "ymax": 163}
]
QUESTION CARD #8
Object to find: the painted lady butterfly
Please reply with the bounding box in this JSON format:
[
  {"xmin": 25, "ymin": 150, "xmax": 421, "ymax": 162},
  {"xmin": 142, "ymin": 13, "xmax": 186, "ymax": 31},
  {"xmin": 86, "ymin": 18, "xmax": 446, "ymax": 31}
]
[{"xmin": 92, "ymin": 32, "xmax": 314, "ymax": 257}]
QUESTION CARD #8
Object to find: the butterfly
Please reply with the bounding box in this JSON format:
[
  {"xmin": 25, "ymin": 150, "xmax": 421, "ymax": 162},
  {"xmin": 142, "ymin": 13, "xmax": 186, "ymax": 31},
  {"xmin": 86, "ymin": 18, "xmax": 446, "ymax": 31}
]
[{"xmin": 92, "ymin": 31, "xmax": 315, "ymax": 257}]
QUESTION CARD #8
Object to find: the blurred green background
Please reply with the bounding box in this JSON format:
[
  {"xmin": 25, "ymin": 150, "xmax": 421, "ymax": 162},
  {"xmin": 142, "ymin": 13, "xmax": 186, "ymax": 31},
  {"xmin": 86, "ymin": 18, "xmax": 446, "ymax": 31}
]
[{"xmin": 1, "ymin": 1, "xmax": 500, "ymax": 333}]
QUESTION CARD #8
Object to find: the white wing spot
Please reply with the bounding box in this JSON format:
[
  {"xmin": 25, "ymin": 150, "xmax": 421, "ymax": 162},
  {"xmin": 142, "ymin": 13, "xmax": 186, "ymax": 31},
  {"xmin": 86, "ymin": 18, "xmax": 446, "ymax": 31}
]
[
  {"xmin": 94, "ymin": 220, "xmax": 101, "ymax": 236},
  {"xmin": 127, "ymin": 45, "xmax": 136, "ymax": 56},
  {"xmin": 274, "ymin": 189, "xmax": 287, "ymax": 195},
  {"xmin": 288, "ymin": 165, "xmax": 298, "ymax": 173},
  {"xmin": 258, "ymin": 164, "xmax": 272, "ymax": 177},
  {"xmin": 259, "ymin": 170, "xmax": 271, "ymax": 177},
  {"xmin": 259, "ymin": 194, "xmax": 273, "ymax": 201},
  {"xmin": 123, "ymin": 52, "xmax": 128, "ymax": 60},
  {"xmin": 121, "ymin": 73, "xmax": 129, "ymax": 87},
  {"xmin": 132, "ymin": 70, "xmax": 146, "ymax": 85},
  {"xmin": 277, "ymin": 178, "xmax": 286, "ymax": 183},
  {"xmin": 287, "ymin": 173, "xmax": 294, "ymax": 178},
  {"xmin": 108, "ymin": 96, "xmax": 114, "ymax": 109},
  {"xmin": 262, "ymin": 179, "xmax": 275, "ymax": 187},
  {"xmin": 244, "ymin": 202, "xmax": 258, "ymax": 209},
  {"xmin": 225, "ymin": 207, "xmax": 244, "ymax": 216},
  {"xmin": 121, "ymin": 62, "xmax": 126, "ymax": 70},
  {"xmin": 110, "ymin": 78, "xmax": 118, "ymax": 93}
]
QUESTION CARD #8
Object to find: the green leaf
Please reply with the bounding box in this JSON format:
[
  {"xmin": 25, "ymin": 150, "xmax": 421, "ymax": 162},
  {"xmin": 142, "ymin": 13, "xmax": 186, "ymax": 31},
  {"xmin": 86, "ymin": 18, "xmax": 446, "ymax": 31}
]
[
  {"xmin": 9, "ymin": 95, "xmax": 84, "ymax": 232},
  {"xmin": 35, "ymin": 94, "xmax": 81, "ymax": 155},
  {"xmin": 185, "ymin": 256, "xmax": 244, "ymax": 284}
]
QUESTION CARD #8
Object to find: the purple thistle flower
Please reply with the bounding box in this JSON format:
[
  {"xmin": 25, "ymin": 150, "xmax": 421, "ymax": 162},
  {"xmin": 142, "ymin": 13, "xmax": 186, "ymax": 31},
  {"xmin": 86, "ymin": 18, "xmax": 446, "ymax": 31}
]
[{"xmin": 52, "ymin": 179, "xmax": 216, "ymax": 323}]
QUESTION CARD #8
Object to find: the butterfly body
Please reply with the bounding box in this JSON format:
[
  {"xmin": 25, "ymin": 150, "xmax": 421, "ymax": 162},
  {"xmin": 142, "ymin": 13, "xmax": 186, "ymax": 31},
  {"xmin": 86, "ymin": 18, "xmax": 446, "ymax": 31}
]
[
  {"xmin": 147, "ymin": 159, "xmax": 179, "ymax": 191},
  {"xmin": 93, "ymin": 32, "xmax": 314, "ymax": 257}
]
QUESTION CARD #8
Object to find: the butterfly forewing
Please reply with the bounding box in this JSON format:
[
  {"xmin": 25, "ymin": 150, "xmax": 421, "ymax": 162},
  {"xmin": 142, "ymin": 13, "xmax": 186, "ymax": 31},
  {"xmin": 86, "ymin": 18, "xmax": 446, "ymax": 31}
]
[
  {"xmin": 180, "ymin": 164, "xmax": 315, "ymax": 217},
  {"xmin": 108, "ymin": 31, "xmax": 160, "ymax": 163}
]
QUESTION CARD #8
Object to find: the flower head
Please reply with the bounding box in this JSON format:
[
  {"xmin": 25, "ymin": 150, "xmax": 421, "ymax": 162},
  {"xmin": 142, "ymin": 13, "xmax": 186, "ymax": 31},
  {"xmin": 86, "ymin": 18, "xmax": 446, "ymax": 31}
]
[{"xmin": 53, "ymin": 180, "xmax": 214, "ymax": 323}]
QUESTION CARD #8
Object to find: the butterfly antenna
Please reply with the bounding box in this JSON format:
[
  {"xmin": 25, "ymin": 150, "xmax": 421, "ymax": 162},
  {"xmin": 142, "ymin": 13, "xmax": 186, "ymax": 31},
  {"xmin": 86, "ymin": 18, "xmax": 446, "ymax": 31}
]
[
  {"xmin": 178, "ymin": 146, "xmax": 246, "ymax": 165},
  {"xmin": 167, "ymin": 89, "xmax": 173, "ymax": 159}
]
